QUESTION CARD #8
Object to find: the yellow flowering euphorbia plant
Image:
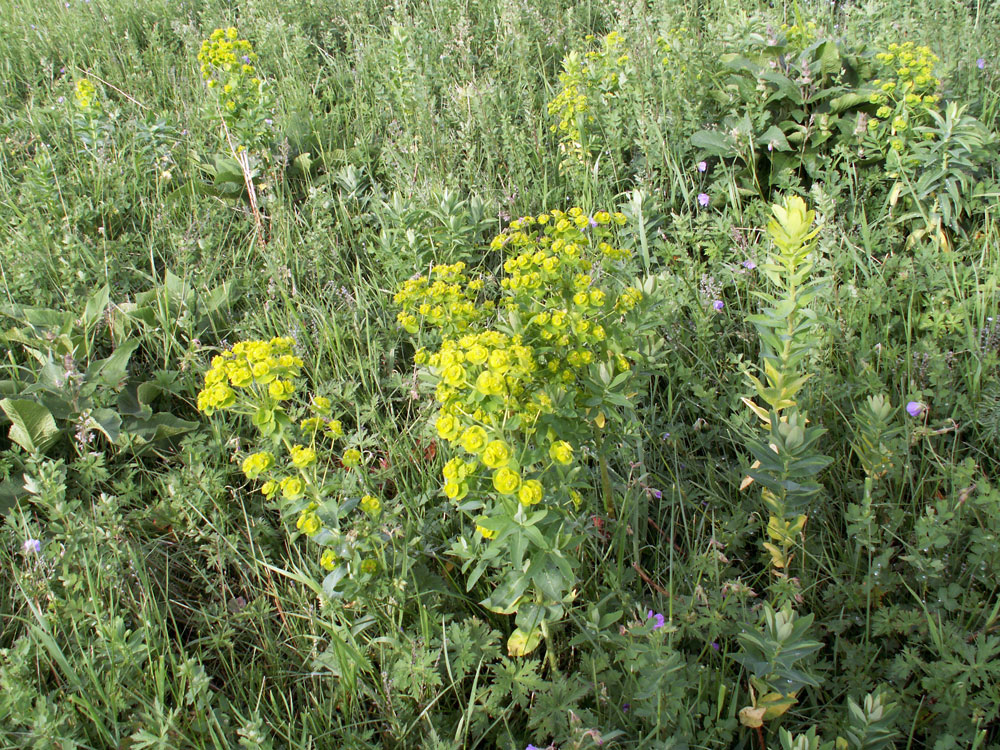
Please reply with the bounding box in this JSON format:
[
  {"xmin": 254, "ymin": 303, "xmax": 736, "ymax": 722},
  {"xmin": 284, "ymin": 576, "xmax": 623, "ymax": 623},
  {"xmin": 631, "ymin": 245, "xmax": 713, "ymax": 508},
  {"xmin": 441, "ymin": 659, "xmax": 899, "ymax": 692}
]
[
  {"xmin": 198, "ymin": 27, "xmax": 273, "ymax": 151},
  {"xmin": 197, "ymin": 337, "xmax": 388, "ymax": 598},
  {"xmin": 395, "ymin": 207, "xmax": 656, "ymax": 657}
]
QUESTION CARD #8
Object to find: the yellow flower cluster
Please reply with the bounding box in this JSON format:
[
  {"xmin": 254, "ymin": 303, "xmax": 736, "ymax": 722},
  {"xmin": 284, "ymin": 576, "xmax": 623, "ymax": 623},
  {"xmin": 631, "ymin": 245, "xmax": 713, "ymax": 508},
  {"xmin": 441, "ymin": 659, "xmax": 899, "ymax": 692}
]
[
  {"xmin": 197, "ymin": 337, "xmax": 301, "ymax": 415},
  {"xmin": 868, "ymin": 43, "xmax": 940, "ymax": 142},
  {"xmin": 396, "ymin": 208, "xmax": 646, "ymax": 532},
  {"xmin": 547, "ymin": 32, "xmax": 629, "ymax": 169},
  {"xmin": 393, "ymin": 262, "xmax": 492, "ymax": 334},
  {"xmin": 197, "ymin": 28, "xmax": 271, "ymax": 147},
  {"xmin": 780, "ymin": 21, "xmax": 817, "ymax": 51},
  {"xmin": 74, "ymin": 79, "xmax": 98, "ymax": 111}
]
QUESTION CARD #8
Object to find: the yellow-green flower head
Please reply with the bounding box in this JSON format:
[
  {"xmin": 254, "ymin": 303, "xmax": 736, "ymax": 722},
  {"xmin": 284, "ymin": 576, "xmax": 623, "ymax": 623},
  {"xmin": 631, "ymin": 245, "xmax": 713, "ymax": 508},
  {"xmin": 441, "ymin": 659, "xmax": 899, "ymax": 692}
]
[
  {"xmin": 312, "ymin": 396, "xmax": 332, "ymax": 414},
  {"xmin": 290, "ymin": 445, "xmax": 317, "ymax": 468},
  {"xmin": 320, "ymin": 549, "xmax": 337, "ymax": 571},
  {"xmin": 442, "ymin": 457, "xmax": 466, "ymax": 481},
  {"xmin": 493, "ymin": 467, "xmax": 521, "ymax": 495},
  {"xmin": 297, "ymin": 511, "xmax": 321, "ymax": 535},
  {"xmin": 360, "ymin": 494, "xmax": 381, "ymax": 515},
  {"xmin": 482, "ymin": 440, "xmax": 512, "ymax": 469},
  {"xmin": 443, "ymin": 480, "xmax": 462, "ymax": 499},
  {"xmin": 325, "ymin": 419, "xmax": 344, "ymax": 439},
  {"xmin": 300, "ymin": 416, "xmax": 325, "ymax": 433},
  {"xmin": 475, "ymin": 370, "xmax": 505, "ymax": 397},
  {"xmin": 460, "ymin": 425, "xmax": 489, "ymax": 454},
  {"xmin": 475, "ymin": 523, "xmax": 498, "ymax": 540},
  {"xmin": 74, "ymin": 78, "xmax": 98, "ymax": 111},
  {"xmin": 228, "ymin": 365, "xmax": 253, "ymax": 387},
  {"xmin": 268, "ymin": 380, "xmax": 294, "ymax": 400},
  {"xmin": 518, "ymin": 479, "xmax": 544, "ymax": 506},
  {"xmin": 443, "ymin": 363, "xmax": 466, "ymax": 386},
  {"xmin": 466, "ymin": 344, "xmax": 489, "ymax": 366},
  {"xmin": 280, "ymin": 476, "xmax": 305, "ymax": 500},
  {"xmin": 549, "ymin": 440, "xmax": 574, "ymax": 465},
  {"xmin": 196, "ymin": 383, "xmax": 236, "ymax": 413},
  {"xmin": 242, "ymin": 451, "xmax": 274, "ymax": 479},
  {"xmin": 488, "ymin": 350, "xmax": 510, "ymax": 374},
  {"xmin": 342, "ymin": 448, "xmax": 362, "ymax": 468},
  {"xmin": 261, "ymin": 480, "xmax": 278, "ymax": 498},
  {"xmin": 570, "ymin": 489, "xmax": 583, "ymax": 508},
  {"xmin": 360, "ymin": 559, "xmax": 378, "ymax": 575},
  {"xmin": 436, "ymin": 412, "xmax": 461, "ymax": 441}
]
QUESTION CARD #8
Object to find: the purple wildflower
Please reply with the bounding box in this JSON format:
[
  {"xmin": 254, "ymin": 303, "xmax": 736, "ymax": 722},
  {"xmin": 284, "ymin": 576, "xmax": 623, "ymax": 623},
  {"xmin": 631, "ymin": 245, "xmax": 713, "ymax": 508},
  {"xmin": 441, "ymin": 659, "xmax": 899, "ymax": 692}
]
[
  {"xmin": 711, "ymin": 641, "xmax": 720, "ymax": 651},
  {"xmin": 647, "ymin": 610, "xmax": 665, "ymax": 629},
  {"xmin": 978, "ymin": 58, "xmax": 986, "ymax": 70},
  {"xmin": 23, "ymin": 539, "xmax": 41, "ymax": 554},
  {"xmin": 697, "ymin": 193, "xmax": 710, "ymax": 207},
  {"xmin": 57, "ymin": 96, "xmax": 65, "ymax": 103},
  {"xmin": 650, "ymin": 488, "xmax": 662, "ymax": 499},
  {"xmin": 697, "ymin": 160, "xmax": 707, "ymax": 172},
  {"xmin": 743, "ymin": 259, "xmax": 756, "ymax": 270},
  {"xmin": 906, "ymin": 401, "xmax": 925, "ymax": 417},
  {"xmin": 712, "ymin": 300, "xmax": 724, "ymax": 311},
  {"xmin": 526, "ymin": 745, "xmax": 541, "ymax": 750}
]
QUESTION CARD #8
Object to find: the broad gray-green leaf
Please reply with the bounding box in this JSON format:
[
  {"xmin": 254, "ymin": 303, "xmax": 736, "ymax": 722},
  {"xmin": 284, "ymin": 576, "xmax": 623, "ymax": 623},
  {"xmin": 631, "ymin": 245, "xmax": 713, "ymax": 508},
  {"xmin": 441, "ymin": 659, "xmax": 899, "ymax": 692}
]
[{"xmin": 0, "ymin": 399, "xmax": 60, "ymax": 454}]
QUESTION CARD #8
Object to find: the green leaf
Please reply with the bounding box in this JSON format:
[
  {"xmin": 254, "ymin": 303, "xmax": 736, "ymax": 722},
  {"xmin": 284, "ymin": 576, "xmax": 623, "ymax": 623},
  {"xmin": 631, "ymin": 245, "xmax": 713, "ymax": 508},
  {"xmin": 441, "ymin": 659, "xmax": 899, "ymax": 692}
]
[
  {"xmin": 86, "ymin": 340, "xmax": 140, "ymax": 387},
  {"xmin": 506, "ymin": 627, "xmax": 543, "ymax": 657},
  {"xmin": 0, "ymin": 399, "xmax": 60, "ymax": 454},
  {"xmin": 90, "ymin": 408, "xmax": 121, "ymax": 444},
  {"xmin": 756, "ymin": 125, "xmax": 792, "ymax": 152},
  {"xmin": 816, "ymin": 41, "xmax": 841, "ymax": 77},
  {"xmin": 691, "ymin": 130, "xmax": 737, "ymax": 157}
]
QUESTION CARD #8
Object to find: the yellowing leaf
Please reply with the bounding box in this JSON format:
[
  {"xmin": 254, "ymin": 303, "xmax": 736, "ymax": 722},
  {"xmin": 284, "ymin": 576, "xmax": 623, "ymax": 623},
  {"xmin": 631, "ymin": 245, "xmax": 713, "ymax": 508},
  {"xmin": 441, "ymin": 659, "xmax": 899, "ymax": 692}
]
[
  {"xmin": 595, "ymin": 411, "xmax": 606, "ymax": 429},
  {"xmin": 741, "ymin": 397, "xmax": 771, "ymax": 426},
  {"xmin": 507, "ymin": 627, "xmax": 543, "ymax": 657},
  {"xmin": 759, "ymin": 691, "xmax": 797, "ymax": 720},
  {"xmin": 763, "ymin": 542, "xmax": 787, "ymax": 568},
  {"xmin": 738, "ymin": 705, "xmax": 766, "ymax": 728}
]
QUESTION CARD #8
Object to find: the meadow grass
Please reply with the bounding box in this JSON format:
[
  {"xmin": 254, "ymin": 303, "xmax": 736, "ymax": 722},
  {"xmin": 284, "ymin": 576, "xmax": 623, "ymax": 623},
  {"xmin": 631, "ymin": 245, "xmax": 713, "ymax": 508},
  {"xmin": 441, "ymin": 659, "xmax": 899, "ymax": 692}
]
[{"xmin": 2, "ymin": 0, "xmax": 999, "ymax": 748}]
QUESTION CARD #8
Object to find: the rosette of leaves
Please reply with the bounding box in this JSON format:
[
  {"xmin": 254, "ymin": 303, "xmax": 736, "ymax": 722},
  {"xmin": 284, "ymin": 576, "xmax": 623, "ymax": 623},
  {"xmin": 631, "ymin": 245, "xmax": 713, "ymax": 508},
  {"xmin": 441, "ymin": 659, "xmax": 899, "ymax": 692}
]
[
  {"xmin": 690, "ymin": 23, "xmax": 876, "ymax": 198},
  {"xmin": 0, "ymin": 284, "xmax": 205, "ymax": 458}
]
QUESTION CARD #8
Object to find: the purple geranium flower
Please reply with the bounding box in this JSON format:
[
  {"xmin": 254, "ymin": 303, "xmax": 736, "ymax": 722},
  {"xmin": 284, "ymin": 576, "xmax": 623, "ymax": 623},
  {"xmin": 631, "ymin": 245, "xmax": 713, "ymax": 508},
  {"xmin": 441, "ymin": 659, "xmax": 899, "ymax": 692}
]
[
  {"xmin": 712, "ymin": 300, "xmax": 724, "ymax": 311},
  {"xmin": 906, "ymin": 401, "xmax": 925, "ymax": 417},
  {"xmin": 697, "ymin": 160, "xmax": 707, "ymax": 172},
  {"xmin": 647, "ymin": 610, "xmax": 665, "ymax": 629},
  {"xmin": 743, "ymin": 259, "xmax": 756, "ymax": 270},
  {"xmin": 697, "ymin": 193, "xmax": 710, "ymax": 207},
  {"xmin": 978, "ymin": 58, "xmax": 986, "ymax": 70},
  {"xmin": 23, "ymin": 539, "xmax": 41, "ymax": 554}
]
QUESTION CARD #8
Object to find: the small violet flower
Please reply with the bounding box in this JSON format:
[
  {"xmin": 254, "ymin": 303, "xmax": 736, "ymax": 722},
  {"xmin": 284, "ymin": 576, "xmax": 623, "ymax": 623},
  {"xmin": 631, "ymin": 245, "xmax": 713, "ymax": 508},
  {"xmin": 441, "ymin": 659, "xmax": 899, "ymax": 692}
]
[
  {"xmin": 697, "ymin": 192, "xmax": 710, "ymax": 207},
  {"xmin": 647, "ymin": 610, "xmax": 665, "ymax": 630},
  {"xmin": 906, "ymin": 401, "xmax": 925, "ymax": 417},
  {"xmin": 711, "ymin": 641, "xmax": 720, "ymax": 652},
  {"xmin": 23, "ymin": 539, "xmax": 41, "ymax": 554},
  {"xmin": 697, "ymin": 160, "xmax": 707, "ymax": 172},
  {"xmin": 650, "ymin": 488, "xmax": 662, "ymax": 499},
  {"xmin": 978, "ymin": 58, "xmax": 986, "ymax": 70},
  {"xmin": 712, "ymin": 300, "xmax": 724, "ymax": 311},
  {"xmin": 742, "ymin": 259, "xmax": 756, "ymax": 270}
]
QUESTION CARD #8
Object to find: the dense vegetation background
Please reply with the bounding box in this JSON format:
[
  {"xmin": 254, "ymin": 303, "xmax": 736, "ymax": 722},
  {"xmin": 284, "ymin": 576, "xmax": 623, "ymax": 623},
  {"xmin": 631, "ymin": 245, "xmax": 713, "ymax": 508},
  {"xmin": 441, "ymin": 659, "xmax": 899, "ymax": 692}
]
[{"xmin": 1, "ymin": 0, "xmax": 999, "ymax": 747}]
